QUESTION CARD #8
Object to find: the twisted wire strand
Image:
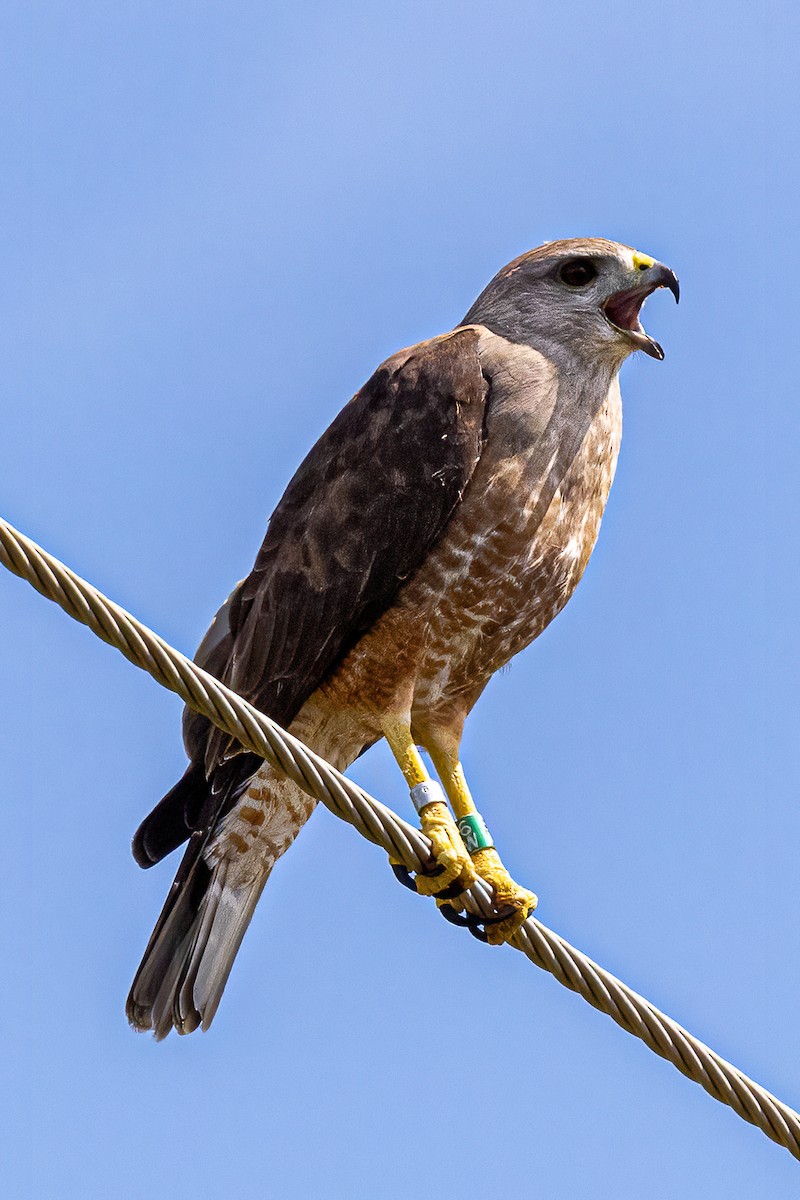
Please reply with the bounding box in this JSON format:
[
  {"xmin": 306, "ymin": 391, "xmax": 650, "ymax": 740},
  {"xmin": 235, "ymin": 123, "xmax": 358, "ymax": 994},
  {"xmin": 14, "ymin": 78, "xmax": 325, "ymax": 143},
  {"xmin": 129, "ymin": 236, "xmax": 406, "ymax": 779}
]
[{"xmin": 2, "ymin": 514, "xmax": 798, "ymax": 1160}]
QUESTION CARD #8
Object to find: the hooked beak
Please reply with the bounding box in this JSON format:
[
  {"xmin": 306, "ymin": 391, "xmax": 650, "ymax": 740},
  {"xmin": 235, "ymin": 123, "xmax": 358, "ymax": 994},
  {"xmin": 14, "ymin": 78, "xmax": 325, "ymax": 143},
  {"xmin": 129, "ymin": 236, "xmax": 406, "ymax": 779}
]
[{"xmin": 603, "ymin": 263, "xmax": 680, "ymax": 360}]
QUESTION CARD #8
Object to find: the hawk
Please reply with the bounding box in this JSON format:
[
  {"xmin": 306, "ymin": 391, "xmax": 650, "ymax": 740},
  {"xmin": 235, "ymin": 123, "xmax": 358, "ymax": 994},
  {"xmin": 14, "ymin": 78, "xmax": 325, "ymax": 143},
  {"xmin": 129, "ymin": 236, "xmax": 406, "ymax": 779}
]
[{"xmin": 128, "ymin": 237, "xmax": 678, "ymax": 1038}]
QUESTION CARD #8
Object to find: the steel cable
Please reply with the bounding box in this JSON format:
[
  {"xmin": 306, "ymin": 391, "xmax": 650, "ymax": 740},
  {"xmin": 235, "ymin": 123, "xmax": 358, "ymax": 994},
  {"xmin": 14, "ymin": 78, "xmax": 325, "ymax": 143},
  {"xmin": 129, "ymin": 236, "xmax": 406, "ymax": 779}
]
[{"xmin": 1, "ymin": 514, "xmax": 798, "ymax": 1160}]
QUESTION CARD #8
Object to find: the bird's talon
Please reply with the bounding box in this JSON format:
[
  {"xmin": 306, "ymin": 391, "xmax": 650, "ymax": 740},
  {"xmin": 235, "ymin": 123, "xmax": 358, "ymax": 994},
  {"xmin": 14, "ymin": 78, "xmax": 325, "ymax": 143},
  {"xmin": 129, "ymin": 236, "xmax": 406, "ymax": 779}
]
[
  {"xmin": 470, "ymin": 846, "xmax": 537, "ymax": 945},
  {"xmin": 437, "ymin": 902, "xmax": 471, "ymax": 927},
  {"xmin": 468, "ymin": 921, "xmax": 490, "ymax": 943},
  {"xmin": 436, "ymin": 903, "xmax": 490, "ymax": 941},
  {"xmin": 479, "ymin": 892, "xmax": 537, "ymax": 944},
  {"xmin": 414, "ymin": 863, "xmax": 475, "ymax": 897},
  {"xmin": 413, "ymin": 802, "xmax": 476, "ymax": 898},
  {"xmin": 390, "ymin": 862, "xmax": 418, "ymax": 892},
  {"xmin": 479, "ymin": 906, "xmax": 516, "ymax": 926}
]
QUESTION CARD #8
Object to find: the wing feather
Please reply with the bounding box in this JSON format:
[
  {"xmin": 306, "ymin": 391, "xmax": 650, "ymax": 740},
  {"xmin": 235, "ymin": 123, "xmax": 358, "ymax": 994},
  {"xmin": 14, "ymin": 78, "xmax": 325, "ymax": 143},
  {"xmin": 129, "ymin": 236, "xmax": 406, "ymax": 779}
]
[{"xmin": 135, "ymin": 325, "xmax": 490, "ymax": 864}]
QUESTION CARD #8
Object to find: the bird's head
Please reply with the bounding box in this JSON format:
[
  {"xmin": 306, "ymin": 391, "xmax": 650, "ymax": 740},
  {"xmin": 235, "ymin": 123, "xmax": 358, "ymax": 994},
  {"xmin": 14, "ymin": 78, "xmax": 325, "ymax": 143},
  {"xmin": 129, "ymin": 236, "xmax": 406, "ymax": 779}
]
[{"xmin": 463, "ymin": 238, "xmax": 679, "ymax": 370}]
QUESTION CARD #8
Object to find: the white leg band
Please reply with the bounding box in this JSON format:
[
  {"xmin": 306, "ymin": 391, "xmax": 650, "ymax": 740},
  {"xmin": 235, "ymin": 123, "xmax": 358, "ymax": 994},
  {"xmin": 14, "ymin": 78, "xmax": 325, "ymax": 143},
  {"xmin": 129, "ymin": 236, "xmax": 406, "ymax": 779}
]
[{"xmin": 410, "ymin": 780, "xmax": 447, "ymax": 814}]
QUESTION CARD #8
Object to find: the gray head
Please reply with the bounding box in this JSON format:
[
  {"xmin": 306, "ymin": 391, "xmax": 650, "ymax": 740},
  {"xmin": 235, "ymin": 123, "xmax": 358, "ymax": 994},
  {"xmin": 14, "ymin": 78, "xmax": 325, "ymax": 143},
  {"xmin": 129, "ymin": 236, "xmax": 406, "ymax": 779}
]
[{"xmin": 462, "ymin": 238, "xmax": 679, "ymax": 371}]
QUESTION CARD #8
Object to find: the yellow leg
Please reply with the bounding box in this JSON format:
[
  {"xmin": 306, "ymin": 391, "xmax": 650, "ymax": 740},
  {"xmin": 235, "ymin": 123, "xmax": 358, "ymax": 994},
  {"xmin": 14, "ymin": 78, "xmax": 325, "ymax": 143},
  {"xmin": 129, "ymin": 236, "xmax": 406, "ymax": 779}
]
[
  {"xmin": 425, "ymin": 740, "xmax": 537, "ymax": 945},
  {"xmin": 382, "ymin": 718, "xmax": 476, "ymax": 898}
]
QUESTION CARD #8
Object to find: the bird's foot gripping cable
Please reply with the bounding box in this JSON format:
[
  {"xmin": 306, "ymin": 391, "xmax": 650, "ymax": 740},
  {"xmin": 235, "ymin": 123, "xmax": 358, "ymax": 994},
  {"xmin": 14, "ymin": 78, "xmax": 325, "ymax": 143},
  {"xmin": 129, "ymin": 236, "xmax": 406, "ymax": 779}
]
[
  {"xmin": 407, "ymin": 785, "xmax": 477, "ymax": 898},
  {"xmin": 390, "ymin": 795, "xmax": 537, "ymax": 944},
  {"xmin": 390, "ymin": 858, "xmax": 536, "ymax": 942},
  {"xmin": 390, "ymin": 782, "xmax": 537, "ymax": 943},
  {"xmin": 468, "ymin": 846, "xmax": 538, "ymax": 944}
]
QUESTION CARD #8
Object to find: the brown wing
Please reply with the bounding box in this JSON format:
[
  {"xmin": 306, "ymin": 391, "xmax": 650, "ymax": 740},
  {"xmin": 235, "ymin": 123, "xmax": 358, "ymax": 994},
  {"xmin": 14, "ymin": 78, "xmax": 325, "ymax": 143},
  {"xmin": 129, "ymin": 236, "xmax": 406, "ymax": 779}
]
[
  {"xmin": 133, "ymin": 325, "xmax": 490, "ymax": 867},
  {"xmin": 209, "ymin": 326, "xmax": 489, "ymax": 755}
]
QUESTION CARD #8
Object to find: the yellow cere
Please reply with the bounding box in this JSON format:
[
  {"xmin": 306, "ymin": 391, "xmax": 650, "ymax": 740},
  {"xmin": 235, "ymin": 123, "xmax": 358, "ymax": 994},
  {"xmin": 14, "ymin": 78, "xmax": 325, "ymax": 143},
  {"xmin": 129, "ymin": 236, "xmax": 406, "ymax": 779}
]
[{"xmin": 632, "ymin": 251, "xmax": 656, "ymax": 271}]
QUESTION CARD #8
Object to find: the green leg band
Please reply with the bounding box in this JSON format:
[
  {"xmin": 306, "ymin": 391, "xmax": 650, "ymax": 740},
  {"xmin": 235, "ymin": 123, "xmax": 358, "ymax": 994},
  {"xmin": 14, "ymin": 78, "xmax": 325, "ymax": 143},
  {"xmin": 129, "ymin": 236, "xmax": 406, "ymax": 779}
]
[{"xmin": 456, "ymin": 812, "xmax": 494, "ymax": 853}]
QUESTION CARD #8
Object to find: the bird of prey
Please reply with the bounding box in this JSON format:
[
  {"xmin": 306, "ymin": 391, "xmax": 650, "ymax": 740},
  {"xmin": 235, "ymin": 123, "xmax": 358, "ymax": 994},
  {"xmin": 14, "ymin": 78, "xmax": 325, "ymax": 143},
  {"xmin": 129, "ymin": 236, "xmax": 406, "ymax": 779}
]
[{"xmin": 127, "ymin": 237, "xmax": 678, "ymax": 1038}]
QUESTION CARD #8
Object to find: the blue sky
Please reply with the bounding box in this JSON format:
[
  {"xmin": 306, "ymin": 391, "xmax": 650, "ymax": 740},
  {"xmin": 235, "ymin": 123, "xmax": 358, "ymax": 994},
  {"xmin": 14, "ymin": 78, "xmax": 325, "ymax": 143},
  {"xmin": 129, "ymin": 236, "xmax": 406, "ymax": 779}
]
[{"xmin": 2, "ymin": 2, "xmax": 798, "ymax": 1196}]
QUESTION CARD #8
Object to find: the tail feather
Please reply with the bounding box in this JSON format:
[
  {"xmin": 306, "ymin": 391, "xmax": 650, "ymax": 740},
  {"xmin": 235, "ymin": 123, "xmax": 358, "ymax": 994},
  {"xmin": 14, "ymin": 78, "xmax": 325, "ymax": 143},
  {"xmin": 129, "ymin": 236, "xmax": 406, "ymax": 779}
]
[
  {"xmin": 127, "ymin": 853, "xmax": 269, "ymax": 1039},
  {"xmin": 178, "ymin": 866, "xmax": 269, "ymax": 1033},
  {"xmin": 148, "ymin": 926, "xmax": 198, "ymax": 1040},
  {"xmin": 126, "ymin": 841, "xmax": 208, "ymax": 1036},
  {"xmin": 129, "ymin": 754, "xmax": 317, "ymax": 1037}
]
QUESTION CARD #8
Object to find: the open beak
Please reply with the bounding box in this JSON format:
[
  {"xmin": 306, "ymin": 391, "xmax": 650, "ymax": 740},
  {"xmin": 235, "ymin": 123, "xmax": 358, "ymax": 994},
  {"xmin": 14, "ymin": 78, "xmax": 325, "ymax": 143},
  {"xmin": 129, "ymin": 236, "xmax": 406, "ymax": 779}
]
[{"xmin": 603, "ymin": 263, "xmax": 680, "ymax": 360}]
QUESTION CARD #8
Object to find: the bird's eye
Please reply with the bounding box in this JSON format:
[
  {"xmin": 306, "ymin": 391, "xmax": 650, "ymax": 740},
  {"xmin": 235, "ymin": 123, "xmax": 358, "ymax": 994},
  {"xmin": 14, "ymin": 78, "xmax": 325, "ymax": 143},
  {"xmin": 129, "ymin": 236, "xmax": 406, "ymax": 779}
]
[{"xmin": 559, "ymin": 259, "xmax": 598, "ymax": 287}]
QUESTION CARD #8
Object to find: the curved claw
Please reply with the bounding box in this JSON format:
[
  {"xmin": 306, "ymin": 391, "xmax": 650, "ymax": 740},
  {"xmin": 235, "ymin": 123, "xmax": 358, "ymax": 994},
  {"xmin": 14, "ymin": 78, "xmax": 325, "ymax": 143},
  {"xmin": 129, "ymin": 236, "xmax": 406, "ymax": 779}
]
[
  {"xmin": 394, "ymin": 862, "xmax": 534, "ymax": 944},
  {"xmin": 390, "ymin": 861, "xmax": 469, "ymax": 902},
  {"xmin": 443, "ymin": 893, "xmax": 537, "ymax": 946},
  {"xmin": 436, "ymin": 902, "xmax": 472, "ymax": 927},
  {"xmin": 480, "ymin": 901, "xmax": 536, "ymax": 945},
  {"xmin": 437, "ymin": 903, "xmax": 490, "ymax": 942},
  {"xmin": 432, "ymin": 877, "xmax": 470, "ymax": 900},
  {"xmin": 469, "ymin": 847, "xmax": 537, "ymax": 944},
  {"xmin": 438, "ymin": 901, "xmax": 534, "ymax": 943},
  {"xmin": 391, "ymin": 862, "xmax": 419, "ymax": 892},
  {"xmin": 391, "ymin": 831, "xmax": 536, "ymax": 946}
]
